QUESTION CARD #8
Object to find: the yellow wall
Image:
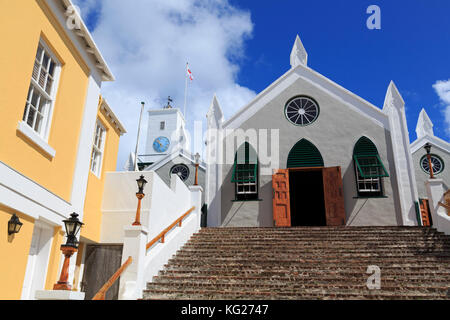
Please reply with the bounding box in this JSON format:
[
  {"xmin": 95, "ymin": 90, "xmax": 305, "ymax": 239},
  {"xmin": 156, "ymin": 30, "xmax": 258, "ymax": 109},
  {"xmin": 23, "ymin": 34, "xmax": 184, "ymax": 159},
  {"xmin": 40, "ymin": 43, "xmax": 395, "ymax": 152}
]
[
  {"xmin": 44, "ymin": 227, "xmax": 65, "ymax": 291},
  {"xmin": 0, "ymin": 0, "xmax": 90, "ymax": 202},
  {"xmin": 81, "ymin": 102, "xmax": 121, "ymax": 242},
  {"xmin": 0, "ymin": 205, "xmax": 35, "ymax": 300}
]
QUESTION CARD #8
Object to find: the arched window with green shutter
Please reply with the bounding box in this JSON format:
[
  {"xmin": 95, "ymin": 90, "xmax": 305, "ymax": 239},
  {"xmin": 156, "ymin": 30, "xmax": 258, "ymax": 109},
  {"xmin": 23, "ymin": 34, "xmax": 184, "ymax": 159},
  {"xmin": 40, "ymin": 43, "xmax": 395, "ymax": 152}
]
[
  {"xmin": 287, "ymin": 139, "xmax": 324, "ymax": 168},
  {"xmin": 231, "ymin": 142, "xmax": 259, "ymax": 201},
  {"xmin": 353, "ymin": 136, "xmax": 389, "ymax": 197}
]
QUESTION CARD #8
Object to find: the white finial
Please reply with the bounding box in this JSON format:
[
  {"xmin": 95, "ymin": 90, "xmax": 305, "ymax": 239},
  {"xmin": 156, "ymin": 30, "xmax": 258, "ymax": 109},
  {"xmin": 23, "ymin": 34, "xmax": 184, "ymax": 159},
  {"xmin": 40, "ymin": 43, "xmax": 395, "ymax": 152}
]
[
  {"xmin": 290, "ymin": 34, "xmax": 308, "ymax": 68},
  {"xmin": 207, "ymin": 94, "xmax": 224, "ymax": 124},
  {"xmin": 416, "ymin": 108, "xmax": 434, "ymax": 139},
  {"xmin": 383, "ymin": 81, "xmax": 405, "ymax": 112}
]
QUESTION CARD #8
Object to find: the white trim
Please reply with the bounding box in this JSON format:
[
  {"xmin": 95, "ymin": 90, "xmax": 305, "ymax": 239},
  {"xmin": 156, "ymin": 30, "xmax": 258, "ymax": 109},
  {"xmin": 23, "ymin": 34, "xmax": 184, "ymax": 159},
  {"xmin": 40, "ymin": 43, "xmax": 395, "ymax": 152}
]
[
  {"xmin": 100, "ymin": 98, "xmax": 127, "ymax": 135},
  {"xmin": 44, "ymin": 0, "xmax": 114, "ymax": 81},
  {"xmin": 145, "ymin": 149, "xmax": 206, "ymax": 172},
  {"xmin": 17, "ymin": 121, "xmax": 56, "ymax": 158},
  {"xmin": 410, "ymin": 135, "xmax": 450, "ymax": 155},
  {"xmin": 0, "ymin": 161, "xmax": 70, "ymax": 226},
  {"xmin": 223, "ymin": 64, "xmax": 389, "ymax": 130},
  {"xmin": 69, "ymin": 75, "xmax": 101, "ymax": 218}
]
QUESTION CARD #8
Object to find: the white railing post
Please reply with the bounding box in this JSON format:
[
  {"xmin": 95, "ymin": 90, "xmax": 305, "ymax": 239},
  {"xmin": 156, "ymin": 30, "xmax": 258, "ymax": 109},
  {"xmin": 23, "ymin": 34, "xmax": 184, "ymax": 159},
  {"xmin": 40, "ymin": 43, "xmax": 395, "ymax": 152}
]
[
  {"xmin": 118, "ymin": 225, "xmax": 148, "ymax": 300},
  {"xmin": 189, "ymin": 186, "xmax": 203, "ymax": 227},
  {"xmin": 425, "ymin": 178, "xmax": 450, "ymax": 234}
]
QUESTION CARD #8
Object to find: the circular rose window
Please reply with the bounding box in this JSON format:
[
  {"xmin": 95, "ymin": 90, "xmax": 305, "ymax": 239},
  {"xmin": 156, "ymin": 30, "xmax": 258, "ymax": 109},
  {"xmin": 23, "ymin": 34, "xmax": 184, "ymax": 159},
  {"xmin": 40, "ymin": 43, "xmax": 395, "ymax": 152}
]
[
  {"xmin": 285, "ymin": 96, "xmax": 320, "ymax": 126},
  {"xmin": 420, "ymin": 155, "xmax": 444, "ymax": 175},
  {"xmin": 170, "ymin": 164, "xmax": 190, "ymax": 181}
]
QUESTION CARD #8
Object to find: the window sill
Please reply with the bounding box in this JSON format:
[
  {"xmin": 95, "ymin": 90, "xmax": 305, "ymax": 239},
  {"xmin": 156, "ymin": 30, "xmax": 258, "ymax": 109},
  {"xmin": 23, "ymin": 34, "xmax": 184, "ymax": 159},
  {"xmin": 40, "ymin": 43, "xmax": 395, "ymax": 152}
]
[
  {"xmin": 232, "ymin": 199, "xmax": 263, "ymax": 202},
  {"xmin": 353, "ymin": 196, "xmax": 388, "ymax": 199},
  {"xmin": 17, "ymin": 121, "xmax": 56, "ymax": 158}
]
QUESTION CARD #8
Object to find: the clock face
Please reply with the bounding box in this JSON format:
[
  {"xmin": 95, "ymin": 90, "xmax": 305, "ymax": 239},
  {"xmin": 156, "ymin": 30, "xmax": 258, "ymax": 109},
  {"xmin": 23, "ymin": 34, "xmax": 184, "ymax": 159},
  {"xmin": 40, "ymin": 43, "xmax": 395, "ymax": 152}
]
[{"xmin": 153, "ymin": 136, "xmax": 170, "ymax": 153}]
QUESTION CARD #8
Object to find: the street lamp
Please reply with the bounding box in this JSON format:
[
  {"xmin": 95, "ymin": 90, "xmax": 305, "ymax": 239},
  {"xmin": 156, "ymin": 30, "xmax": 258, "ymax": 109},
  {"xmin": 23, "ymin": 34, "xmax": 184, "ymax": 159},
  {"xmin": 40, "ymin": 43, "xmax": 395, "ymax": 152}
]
[
  {"xmin": 54, "ymin": 213, "xmax": 84, "ymax": 290},
  {"xmin": 8, "ymin": 214, "xmax": 23, "ymax": 235},
  {"xmin": 194, "ymin": 153, "xmax": 200, "ymax": 186},
  {"xmin": 424, "ymin": 143, "xmax": 435, "ymax": 179},
  {"xmin": 133, "ymin": 175, "xmax": 147, "ymax": 226}
]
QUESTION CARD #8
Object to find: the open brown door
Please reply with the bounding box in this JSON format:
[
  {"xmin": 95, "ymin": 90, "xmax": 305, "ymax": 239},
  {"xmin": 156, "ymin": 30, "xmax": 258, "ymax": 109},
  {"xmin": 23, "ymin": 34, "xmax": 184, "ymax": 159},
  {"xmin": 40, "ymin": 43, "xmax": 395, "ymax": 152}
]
[
  {"xmin": 322, "ymin": 167, "xmax": 346, "ymax": 226},
  {"xmin": 272, "ymin": 169, "xmax": 291, "ymax": 227}
]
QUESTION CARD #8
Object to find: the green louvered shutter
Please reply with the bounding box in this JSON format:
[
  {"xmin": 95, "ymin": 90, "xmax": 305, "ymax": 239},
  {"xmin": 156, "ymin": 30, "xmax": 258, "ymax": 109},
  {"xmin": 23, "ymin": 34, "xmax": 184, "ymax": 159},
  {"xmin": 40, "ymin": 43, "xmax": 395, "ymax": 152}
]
[
  {"xmin": 353, "ymin": 137, "xmax": 389, "ymax": 178},
  {"xmin": 287, "ymin": 139, "xmax": 324, "ymax": 168}
]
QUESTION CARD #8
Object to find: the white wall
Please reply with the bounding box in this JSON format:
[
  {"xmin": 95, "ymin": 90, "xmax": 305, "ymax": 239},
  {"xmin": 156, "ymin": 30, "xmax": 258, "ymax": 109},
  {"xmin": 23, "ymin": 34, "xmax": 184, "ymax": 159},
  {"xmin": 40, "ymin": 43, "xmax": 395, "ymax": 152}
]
[{"xmin": 100, "ymin": 170, "xmax": 201, "ymax": 299}]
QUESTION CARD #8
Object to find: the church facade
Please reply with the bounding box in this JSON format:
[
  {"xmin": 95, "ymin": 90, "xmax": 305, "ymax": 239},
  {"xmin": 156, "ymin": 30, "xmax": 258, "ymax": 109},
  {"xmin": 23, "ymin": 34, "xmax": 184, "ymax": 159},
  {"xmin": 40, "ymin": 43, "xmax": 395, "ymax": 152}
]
[
  {"xmin": 205, "ymin": 35, "xmax": 421, "ymax": 228},
  {"xmin": 411, "ymin": 109, "xmax": 450, "ymax": 199}
]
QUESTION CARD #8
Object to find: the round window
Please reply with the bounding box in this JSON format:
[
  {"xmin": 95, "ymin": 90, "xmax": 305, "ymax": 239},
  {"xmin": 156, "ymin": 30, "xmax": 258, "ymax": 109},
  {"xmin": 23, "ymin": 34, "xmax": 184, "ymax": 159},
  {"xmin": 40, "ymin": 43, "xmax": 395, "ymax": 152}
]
[
  {"xmin": 285, "ymin": 96, "xmax": 320, "ymax": 126},
  {"xmin": 170, "ymin": 164, "xmax": 190, "ymax": 181},
  {"xmin": 420, "ymin": 154, "xmax": 444, "ymax": 175}
]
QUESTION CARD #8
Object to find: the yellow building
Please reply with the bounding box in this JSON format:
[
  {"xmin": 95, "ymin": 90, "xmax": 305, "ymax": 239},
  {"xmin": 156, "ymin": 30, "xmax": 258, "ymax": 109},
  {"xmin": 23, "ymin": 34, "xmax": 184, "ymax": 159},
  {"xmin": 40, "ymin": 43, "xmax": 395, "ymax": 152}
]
[{"xmin": 0, "ymin": 0, "xmax": 125, "ymax": 300}]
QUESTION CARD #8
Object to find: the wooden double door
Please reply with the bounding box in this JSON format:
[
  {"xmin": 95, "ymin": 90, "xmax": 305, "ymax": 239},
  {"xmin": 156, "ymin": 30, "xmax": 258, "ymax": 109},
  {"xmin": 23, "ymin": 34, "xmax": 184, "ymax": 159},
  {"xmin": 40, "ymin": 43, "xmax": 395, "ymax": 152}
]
[{"xmin": 272, "ymin": 167, "xmax": 346, "ymax": 227}]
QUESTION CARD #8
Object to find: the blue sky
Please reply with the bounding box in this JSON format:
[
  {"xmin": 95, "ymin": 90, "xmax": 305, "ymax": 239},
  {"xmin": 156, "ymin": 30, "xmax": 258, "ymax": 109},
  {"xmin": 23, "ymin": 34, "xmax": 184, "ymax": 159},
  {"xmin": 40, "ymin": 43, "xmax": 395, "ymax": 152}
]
[
  {"xmin": 76, "ymin": 0, "xmax": 449, "ymax": 167},
  {"xmin": 229, "ymin": 0, "xmax": 450, "ymax": 140}
]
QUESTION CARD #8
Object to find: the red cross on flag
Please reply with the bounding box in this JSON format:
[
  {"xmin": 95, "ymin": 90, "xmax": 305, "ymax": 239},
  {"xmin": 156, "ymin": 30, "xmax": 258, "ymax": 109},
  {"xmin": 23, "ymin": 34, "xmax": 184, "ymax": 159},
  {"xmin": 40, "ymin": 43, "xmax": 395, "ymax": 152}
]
[{"xmin": 186, "ymin": 63, "xmax": 194, "ymax": 81}]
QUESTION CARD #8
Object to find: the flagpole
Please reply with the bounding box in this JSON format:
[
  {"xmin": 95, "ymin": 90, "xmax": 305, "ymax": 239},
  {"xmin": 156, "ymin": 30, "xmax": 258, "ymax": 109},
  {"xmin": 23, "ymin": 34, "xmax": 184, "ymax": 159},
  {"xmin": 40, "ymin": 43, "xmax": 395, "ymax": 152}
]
[
  {"xmin": 183, "ymin": 62, "xmax": 188, "ymax": 119},
  {"xmin": 133, "ymin": 101, "xmax": 145, "ymax": 171}
]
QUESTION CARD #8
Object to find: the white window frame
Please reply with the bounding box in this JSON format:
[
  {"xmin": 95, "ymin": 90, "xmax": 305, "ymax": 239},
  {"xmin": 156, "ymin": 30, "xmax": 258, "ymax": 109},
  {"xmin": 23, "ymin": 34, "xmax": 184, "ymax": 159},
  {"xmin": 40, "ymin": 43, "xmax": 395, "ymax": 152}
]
[
  {"xmin": 22, "ymin": 40, "xmax": 61, "ymax": 142},
  {"xmin": 354, "ymin": 158, "xmax": 382, "ymax": 194},
  {"xmin": 235, "ymin": 164, "xmax": 258, "ymax": 195},
  {"xmin": 90, "ymin": 120, "xmax": 107, "ymax": 178}
]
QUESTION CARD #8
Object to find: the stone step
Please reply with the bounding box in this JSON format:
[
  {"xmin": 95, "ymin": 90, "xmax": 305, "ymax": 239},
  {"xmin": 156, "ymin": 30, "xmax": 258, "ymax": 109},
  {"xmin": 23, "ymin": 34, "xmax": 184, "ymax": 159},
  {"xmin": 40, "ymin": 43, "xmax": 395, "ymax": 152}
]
[
  {"xmin": 198, "ymin": 227, "xmax": 435, "ymax": 231},
  {"xmin": 142, "ymin": 288, "xmax": 448, "ymax": 300},
  {"xmin": 146, "ymin": 281, "xmax": 449, "ymax": 294},
  {"xmin": 163, "ymin": 262, "xmax": 449, "ymax": 272},
  {"xmin": 153, "ymin": 272, "xmax": 450, "ymax": 285},
  {"xmin": 182, "ymin": 243, "xmax": 450, "ymax": 249},
  {"xmin": 196, "ymin": 229, "xmax": 446, "ymax": 236},
  {"xmin": 168, "ymin": 256, "xmax": 450, "ymax": 265},
  {"xmin": 152, "ymin": 275, "xmax": 450, "ymax": 286},
  {"xmin": 159, "ymin": 269, "xmax": 450, "ymax": 278},
  {"xmin": 175, "ymin": 251, "xmax": 450, "ymax": 258}
]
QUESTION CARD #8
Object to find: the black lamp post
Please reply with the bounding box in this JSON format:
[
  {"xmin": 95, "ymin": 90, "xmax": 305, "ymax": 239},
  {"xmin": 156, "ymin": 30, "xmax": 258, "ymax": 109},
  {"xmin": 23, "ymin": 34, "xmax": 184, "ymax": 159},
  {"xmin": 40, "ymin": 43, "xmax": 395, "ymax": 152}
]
[
  {"xmin": 424, "ymin": 143, "xmax": 435, "ymax": 179},
  {"xmin": 8, "ymin": 214, "xmax": 23, "ymax": 235},
  {"xmin": 133, "ymin": 175, "xmax": 148, "ymax": 226},
  {"xmin": 54, "ymin": 213, "xmax": 84, "ymax": 290}
]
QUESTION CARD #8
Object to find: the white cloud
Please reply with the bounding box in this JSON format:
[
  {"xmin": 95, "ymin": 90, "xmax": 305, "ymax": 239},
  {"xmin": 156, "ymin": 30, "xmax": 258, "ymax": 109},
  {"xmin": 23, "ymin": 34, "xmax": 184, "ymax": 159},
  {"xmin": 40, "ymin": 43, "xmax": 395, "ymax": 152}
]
[
  {"xmin": 432, "ymin": 79, "xmax": 450, "ymax": 137},
  {"xmin": 74, "ymin": 0, "xmax": 256, "ymax": 169}
]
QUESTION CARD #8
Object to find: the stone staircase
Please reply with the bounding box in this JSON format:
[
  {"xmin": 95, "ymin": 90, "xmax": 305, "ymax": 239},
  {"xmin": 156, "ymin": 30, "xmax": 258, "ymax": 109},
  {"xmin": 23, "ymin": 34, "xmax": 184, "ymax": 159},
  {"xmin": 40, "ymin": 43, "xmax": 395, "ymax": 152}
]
[{"xmin": 142, "ymin": 227, "xmax": 450, "ymax": 300}]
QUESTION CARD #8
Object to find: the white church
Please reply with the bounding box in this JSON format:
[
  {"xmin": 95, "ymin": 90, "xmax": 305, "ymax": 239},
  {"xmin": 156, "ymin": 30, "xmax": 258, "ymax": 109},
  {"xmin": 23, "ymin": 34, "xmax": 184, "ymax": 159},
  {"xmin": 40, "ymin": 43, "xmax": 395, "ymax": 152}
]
[{"xmin": 204, "ymin": 35, "xmax": 449, "ymax": 228}]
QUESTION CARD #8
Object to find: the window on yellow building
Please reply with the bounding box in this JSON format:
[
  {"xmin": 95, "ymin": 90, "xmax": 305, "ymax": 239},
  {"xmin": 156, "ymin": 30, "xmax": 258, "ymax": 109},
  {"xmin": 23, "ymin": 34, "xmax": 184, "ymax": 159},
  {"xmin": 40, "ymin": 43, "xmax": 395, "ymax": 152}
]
[
  {"xmin": 22, "ymin": 41, "xmax": 60, "ymax": 139},
  {"xmin": 90, "ymin": 121, "xmax": 106, "ymax": 177}
]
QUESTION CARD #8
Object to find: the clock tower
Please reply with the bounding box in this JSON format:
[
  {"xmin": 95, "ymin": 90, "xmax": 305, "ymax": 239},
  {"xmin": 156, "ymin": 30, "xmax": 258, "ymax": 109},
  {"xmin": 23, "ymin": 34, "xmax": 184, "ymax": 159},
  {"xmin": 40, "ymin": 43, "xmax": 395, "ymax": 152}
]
[{"xmin": 141, "ymin": 98, "xmax": 190, "ymax": 166}]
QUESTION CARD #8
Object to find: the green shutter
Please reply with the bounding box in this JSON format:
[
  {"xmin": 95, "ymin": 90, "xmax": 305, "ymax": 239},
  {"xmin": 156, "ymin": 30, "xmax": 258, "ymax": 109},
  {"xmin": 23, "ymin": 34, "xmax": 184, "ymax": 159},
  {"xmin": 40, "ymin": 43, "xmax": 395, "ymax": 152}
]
[
  {"xmin": 287, "ymin": 139, "xmax": 324, "ymax": 168},
  {"xmin": 231, "ymin": 142, "xmax": 258, "ymax": 183},
  {"xmin": 353, "ymin": 137, "xmax": 389, "ymax": 178}
]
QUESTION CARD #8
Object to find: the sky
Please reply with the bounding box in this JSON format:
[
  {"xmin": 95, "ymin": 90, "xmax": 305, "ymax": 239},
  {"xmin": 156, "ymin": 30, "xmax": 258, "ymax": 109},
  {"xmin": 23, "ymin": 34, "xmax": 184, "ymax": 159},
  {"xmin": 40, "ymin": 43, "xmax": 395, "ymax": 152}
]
[{"xmin": 73, "ymin": 0, "xmax": 450, "ymax": 169}]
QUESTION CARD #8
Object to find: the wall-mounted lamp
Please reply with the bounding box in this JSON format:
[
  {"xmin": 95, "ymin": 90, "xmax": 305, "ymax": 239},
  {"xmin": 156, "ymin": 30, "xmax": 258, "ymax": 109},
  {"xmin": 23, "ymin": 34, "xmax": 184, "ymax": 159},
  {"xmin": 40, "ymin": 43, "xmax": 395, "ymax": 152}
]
[{"xmin": 8, "ymin": 214, "xmax": 23, "ymax": 235}]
